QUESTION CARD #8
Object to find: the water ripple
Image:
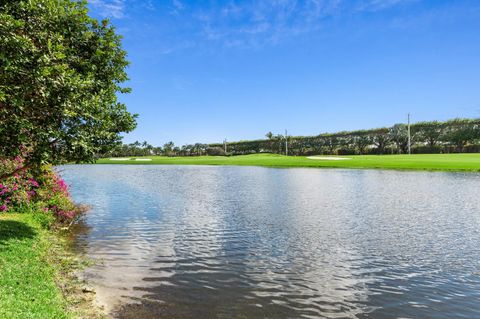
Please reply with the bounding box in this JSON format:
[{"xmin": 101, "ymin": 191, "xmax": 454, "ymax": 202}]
[{"xmin": 61, "ymin": 165, "xmax": 480, "ymax": 318}]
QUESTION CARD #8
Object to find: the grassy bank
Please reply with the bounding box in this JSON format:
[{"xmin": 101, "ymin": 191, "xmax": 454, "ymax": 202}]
[
  {"xmin": 97, "ymin": 153, "xmax": 480, "ymax": 172},
  {"xmin": 0, "ymin": 213, "xmax": 101, "ymax": 319}
]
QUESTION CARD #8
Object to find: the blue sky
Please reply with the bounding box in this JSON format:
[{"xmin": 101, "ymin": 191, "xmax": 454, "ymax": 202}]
[{"xmin": 87, "ymin": 0, "xmax": 480, "ymax": 146}]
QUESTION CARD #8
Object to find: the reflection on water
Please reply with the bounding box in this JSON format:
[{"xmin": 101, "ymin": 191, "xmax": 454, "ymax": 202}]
[{"xmin": 61, "ymin": 165, "xmax": 480, "ymax": 318}]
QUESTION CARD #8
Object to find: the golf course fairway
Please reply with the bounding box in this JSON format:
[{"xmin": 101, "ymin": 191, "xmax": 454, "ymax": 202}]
[{"xmin": 96, "ymin": 153, "xmax": 480, "ymax": 172}]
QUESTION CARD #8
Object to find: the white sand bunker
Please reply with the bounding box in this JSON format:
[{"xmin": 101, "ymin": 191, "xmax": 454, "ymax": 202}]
[
  {"xmin": 134, "ymin": 158, "xmax": 152, "ymax": 161},
  {"xmin": 307, "ymin": 156, "xmax": 352, "ymax": 161},
  {"xmin": 109, "ymin": 158, "xmax": 131, "ymax": 161}
]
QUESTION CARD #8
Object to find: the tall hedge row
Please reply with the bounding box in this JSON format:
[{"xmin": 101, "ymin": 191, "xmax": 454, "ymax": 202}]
[{"xmin": 105, "ymin": 118, "xmax": 480, "ymax": 157}]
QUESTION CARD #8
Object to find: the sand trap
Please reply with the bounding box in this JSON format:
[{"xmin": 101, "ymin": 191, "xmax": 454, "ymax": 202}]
[
  {"xmin": 109, "ymin": 158, "xmax": 131, "ymax": 161},
  {"xmin": 307, "ymin": 156, "xmax": 352, "ymax": 161},
  {"xmin": 134, "ymin": 158, "xmax": 152, "ymax": 161}
]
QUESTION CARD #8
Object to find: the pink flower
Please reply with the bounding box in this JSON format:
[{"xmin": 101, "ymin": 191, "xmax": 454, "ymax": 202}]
[
  {"xmin": 27, "ymin": 190, "xmax": 36, "ymax": 199},
  {"xmin": 55, "ymin": 178, "xmax": 69, "ymax": 194},
  {"xmin": 0, "ymin": 205, "xmax": 7, "ymax": 212},
  {"xmin": 28, "ymin": 179, "xmax": 40, "ymax": 188},
  {"xmin": 57, "ymin": 210, "xmax": 76, "ymax": 219}
]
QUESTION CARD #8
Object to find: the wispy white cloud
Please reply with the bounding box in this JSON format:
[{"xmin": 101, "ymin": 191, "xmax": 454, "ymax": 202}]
[
  {"xmin": 125, "ymin": 0, "xmax": 433, "ymax": 54},
  {"xmin": 142, "ymin": 0, "xmax": 156, "ymax": 11},
  {"xmin": 169, "ymin": 0, "xmax": 186, "ymax": 15},
  {"xmin": 172, "ymin": 75, "xmax": 193, "ymax": 91},
  {"xmin": 183, "ymin": 0, "xmax": 342, "ymax": 49},
  {"xmin": 182, "ymin": 0, "xmax": 429, "ymax": 49},
  {"xmin": 89, "ymin": 0, "xmax": 126, "ymax": 19},
  {"xmin": 387, "ymin": 2, "xmax": 480, "ymax": 29},
  {"xmin": 358, "ymin": 0, "xmax": 418, "ymax": 12},
  {"xmin": 172, "ymin": 0, "xmax": 185, "ymax": 11}
]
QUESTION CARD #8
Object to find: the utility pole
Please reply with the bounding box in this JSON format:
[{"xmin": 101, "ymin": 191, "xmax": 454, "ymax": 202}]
[
  {"xmin": 285, "ymin": 129, "xmax": 288, "ymax": 156},
  {"xmin": 224, "ymin": 139, "xmax": 227, "ymax": 155},
  {"xmin": 407, "ymin": 113, "xmax": 411, "ymax": 155}
]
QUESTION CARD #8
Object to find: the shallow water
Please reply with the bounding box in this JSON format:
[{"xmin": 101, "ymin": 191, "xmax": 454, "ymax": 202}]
[{"xmin": 61, "ymin": 165, "xmax": 480, "ymax": 318}]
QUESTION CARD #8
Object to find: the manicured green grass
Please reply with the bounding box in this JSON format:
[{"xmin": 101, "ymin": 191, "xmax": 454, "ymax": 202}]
[
  {"xmin": 0, "ymin": 214, "xmax": 69, "ymax": 318},
  {"xmin": 96, "ymin": 153, "xmax": 480, "ymax": 172}
]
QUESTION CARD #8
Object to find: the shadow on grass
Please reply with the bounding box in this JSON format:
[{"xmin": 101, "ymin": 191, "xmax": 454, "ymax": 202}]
[{"xmin": 0, "ymin": 219, "xmax": 36, "ymax": 246}]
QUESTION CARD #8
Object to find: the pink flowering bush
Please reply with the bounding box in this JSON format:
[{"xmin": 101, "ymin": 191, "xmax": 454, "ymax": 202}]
[
  {"xmin": 35, "ymin": 166, "xmax": 84, "ymax": 224},
  {"xmin": 0, "ymin": 157, "xmax": 83, "ymax": 226},
  {"xmin": 0, "ymin": 156, "xmax": 37, "ymax": 211}
]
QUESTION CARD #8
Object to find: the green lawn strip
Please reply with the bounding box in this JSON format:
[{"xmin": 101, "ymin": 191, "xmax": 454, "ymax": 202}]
[
  {"xmin": 0, "ymin": 213, "xmax": 102, "ymax": 319},
  {"xmin": 0, "ymin": 213, "xmax": 69, "ymax": 318},
  {"xmin": 95, "ymin": 153, "xmax": 480, "ymax": 172}
]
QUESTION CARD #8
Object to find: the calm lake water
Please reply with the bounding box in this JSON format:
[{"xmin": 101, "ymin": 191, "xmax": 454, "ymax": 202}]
[{"xmin": 61, "ymin": 165, "xmax": 480, "ymax": 319}]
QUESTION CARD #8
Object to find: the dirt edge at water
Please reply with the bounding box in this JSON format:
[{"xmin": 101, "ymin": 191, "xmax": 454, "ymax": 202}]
[{"xmin": 49, "ymin": 227, "xmax": 107, "ymax": 318}]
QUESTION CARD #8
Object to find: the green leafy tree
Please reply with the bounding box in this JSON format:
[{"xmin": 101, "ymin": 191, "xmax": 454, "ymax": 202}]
[
  {"xmin": 163, "ymin": 141, "xmax": 175, "ymax": 156},
  {"xmin": 352, "ymin": 135, "xmax": 372, "ymax": 154},
  {"xmin": 389, "ymin": 124, "xmax": 409, "ymax": 154},
  {"xmin": 0, "ymin": 0, "xmax": 137, "ymax": 180},
  {"xmin": 415, "ymin": 121, "xmax": 443, "ymax": 148},
  {"xmin": 324, "ymin": 136, "xmax": 338, "ymax": 154},
  {"xmin": 443, "ymin": 119, "xmax": 479, "ymax": 152},
  {"xmin": 371, "ymin": 129, "xmax": 390, "ymax": 154},
  {"xmin": 265, "ymin": 131, "xmax": 274, "ymax": 153}
]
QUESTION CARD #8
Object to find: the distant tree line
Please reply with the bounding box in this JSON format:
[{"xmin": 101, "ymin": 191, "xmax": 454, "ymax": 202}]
[
  {"xmin": 102, "ymin": 118, "xmax": 480, "ymax": 157},
  {"xmin": 106, "ymin": 141, "xmax": 226, "ymax": 157}
]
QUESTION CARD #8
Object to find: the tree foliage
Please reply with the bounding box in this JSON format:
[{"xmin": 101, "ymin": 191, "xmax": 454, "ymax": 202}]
[
  {"xmin": 103, "ymin": 118, "xmax": 480, "ymax": 157},
  {"xmin": 389, "ymin": 124, "xmax": 409, "ymax": 154},
  {"xmin": 0, "ymin": 0, "xmax": 137, "ymax": 178}
]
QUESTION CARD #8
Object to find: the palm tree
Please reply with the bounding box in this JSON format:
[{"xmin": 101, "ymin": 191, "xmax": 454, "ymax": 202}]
[{"xmin": 265, "ymin": 132, "xmax": 274, "ymax": 153}]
